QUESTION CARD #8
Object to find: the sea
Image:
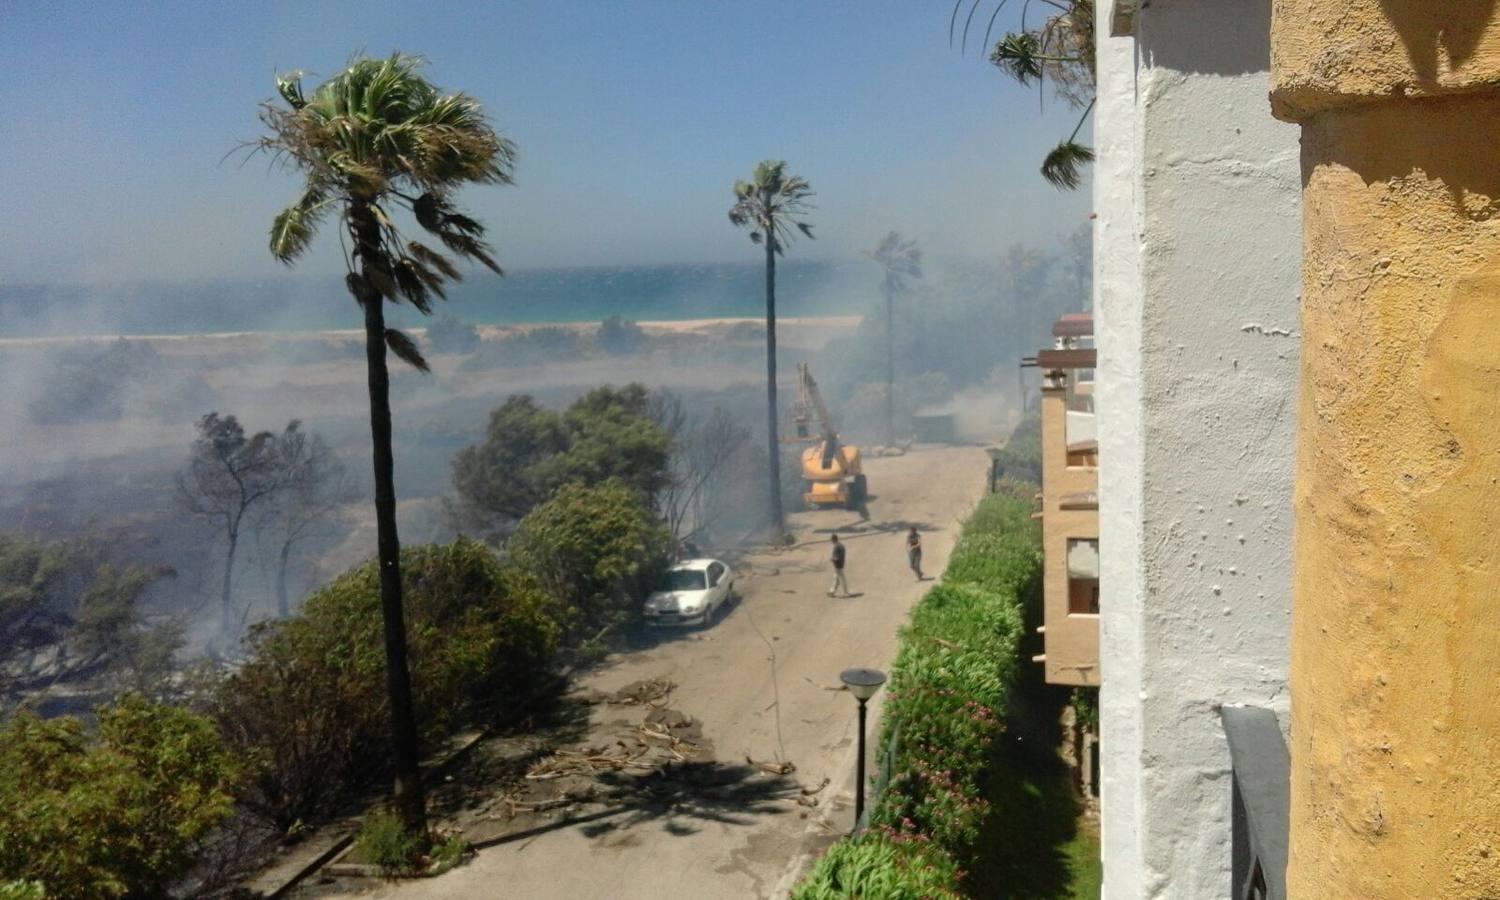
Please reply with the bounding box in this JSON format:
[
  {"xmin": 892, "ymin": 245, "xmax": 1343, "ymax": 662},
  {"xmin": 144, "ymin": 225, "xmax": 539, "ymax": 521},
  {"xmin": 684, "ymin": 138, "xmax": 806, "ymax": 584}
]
[{"xmin": 0, "ymin": 259, "xmax": 878, "ymax": 339}]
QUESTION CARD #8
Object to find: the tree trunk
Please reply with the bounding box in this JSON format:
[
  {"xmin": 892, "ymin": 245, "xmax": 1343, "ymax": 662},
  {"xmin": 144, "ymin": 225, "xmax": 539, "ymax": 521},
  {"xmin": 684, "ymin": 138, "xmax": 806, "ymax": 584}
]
[
  {"xmin": 276, "ymin": 538, "xmax": 293, "ymax": 619},
  {"xmin": 764, "ymin": 237, "xmax": 785, "ymax": 541},
  {"xmin": 220, "ymin": 527, "xmax": 239, "ymax": 635},
  {"xmin": 354, "ymin": 205, "xmax": 427, "ymax": 836},
  {"xmin": 884, "ymin": 279, "xmax": 896, "ymax": 446}
]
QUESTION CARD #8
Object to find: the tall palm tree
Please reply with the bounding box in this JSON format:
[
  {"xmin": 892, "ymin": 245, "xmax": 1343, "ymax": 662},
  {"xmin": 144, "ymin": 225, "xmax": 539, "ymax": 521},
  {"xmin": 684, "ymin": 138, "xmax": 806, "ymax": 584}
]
[
  {"xmin": 729, "ymin": 161, "xmax": 815, "ymax": 542},
  {"xmin": 258, "ymin": 53, "xmax": 515, "ymax": 835},
  {"xmin": 866, "ymin": 232, "xmax": 922, "ymax": 445}
]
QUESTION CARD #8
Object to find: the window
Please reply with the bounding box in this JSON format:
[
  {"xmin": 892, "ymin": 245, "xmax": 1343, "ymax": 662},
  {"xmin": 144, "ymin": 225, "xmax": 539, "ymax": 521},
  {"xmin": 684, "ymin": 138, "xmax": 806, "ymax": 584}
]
[
  {"xmin": 1069, "ymin": 578, "xmax": 1101, "ymax": 615},
  {"xmin": 662, "ymin": 569, "xmax": 707, "ymax": 592},
  {"xmin": 1067, "ymin": 539, "xmax": 1100, "ymax": 615}
]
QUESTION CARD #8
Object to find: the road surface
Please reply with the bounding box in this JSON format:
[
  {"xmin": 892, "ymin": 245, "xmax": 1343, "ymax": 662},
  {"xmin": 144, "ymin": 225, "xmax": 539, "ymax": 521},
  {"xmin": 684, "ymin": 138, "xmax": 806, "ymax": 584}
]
[{"xmin": 332, "ymin": 445, "xmax": 990, "ymax": 900}]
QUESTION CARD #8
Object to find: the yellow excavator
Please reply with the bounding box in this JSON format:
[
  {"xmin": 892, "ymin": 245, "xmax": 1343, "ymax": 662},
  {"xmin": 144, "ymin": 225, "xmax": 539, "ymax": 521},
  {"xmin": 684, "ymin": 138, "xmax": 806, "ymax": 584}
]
[{"xmin": 789, "ymin": 363, "xmax": 867, "ymax": 510}]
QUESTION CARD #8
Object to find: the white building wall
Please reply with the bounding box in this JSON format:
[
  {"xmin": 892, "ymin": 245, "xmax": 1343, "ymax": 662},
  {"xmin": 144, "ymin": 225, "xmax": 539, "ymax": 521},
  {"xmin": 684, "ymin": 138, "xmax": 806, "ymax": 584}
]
[
  {"xmin": 1095, "ymin": 1, "xmax": 1300, "ymax": 897},
  {"xmin": 1093, "ymin": 0, "xmax": 1146, "ymax": 894}
]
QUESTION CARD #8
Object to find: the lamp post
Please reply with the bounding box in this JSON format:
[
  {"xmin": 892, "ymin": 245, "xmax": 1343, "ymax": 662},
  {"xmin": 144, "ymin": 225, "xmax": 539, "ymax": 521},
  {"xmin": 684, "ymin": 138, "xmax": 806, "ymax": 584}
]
[{"xmin": 840, "ymin": 667, "xmax": 887, "ymax": 830}]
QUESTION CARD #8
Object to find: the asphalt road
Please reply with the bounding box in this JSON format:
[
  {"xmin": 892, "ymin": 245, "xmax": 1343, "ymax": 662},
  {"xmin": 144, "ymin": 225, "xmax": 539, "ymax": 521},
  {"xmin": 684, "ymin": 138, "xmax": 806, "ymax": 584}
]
[{"xmin": 341, "ymin": 445, "xmax": 990, "ymax": 900}]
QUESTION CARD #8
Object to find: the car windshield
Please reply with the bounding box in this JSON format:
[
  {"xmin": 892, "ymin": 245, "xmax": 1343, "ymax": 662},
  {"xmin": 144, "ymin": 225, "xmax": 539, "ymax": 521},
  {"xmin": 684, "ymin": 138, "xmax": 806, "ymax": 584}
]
[{"xmin": 661, "ymin": 569, "xmax": 707, "ymax": 592}]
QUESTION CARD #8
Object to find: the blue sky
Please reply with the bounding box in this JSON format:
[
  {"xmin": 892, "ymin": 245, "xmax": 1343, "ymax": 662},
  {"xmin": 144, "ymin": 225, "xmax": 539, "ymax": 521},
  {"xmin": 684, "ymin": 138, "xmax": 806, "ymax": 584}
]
[{"xmin": 0, "ymin": 0, "xmax": 1091, "ymax": 283}]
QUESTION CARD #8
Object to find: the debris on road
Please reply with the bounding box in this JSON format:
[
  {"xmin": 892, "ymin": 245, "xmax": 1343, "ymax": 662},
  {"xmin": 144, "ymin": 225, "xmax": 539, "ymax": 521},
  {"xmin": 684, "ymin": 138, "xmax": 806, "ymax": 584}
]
[
  {"xmin": 608, "ymin": 677, "xmax": 676, "ymax": 706},
  {"xmin": 746, "ymin": 756, "xmax": 797, "ymax": 776}
]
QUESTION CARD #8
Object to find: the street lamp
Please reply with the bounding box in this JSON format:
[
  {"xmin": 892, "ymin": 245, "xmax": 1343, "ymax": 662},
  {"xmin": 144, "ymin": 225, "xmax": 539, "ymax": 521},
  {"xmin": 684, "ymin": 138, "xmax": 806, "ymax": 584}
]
[{"xmin": 840, "ymin": 667, "xmax": 887, "ymax": 830}]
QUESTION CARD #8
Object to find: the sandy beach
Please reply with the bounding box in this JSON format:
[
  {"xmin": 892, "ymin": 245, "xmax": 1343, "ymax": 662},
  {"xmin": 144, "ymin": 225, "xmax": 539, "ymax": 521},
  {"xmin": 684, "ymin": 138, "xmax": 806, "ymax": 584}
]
[{"xmin": 0, "ymin": 315, "xmax": 863, "ymax": 351}]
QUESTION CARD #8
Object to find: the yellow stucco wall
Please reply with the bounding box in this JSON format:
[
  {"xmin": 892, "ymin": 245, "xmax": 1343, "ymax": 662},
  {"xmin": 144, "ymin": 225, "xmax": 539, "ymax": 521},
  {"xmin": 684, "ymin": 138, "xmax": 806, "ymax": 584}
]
[
  {"xmin": 1041, "ymin": 379, "xmax": 1099, "ymax": 688},
  {"xmin": 1271, "ymin": 0, "xmax": 1500, "ymax": 119},
  {"xmin": 1274, "ymin": 3, "xmax": 1500, "ymax": 896}
]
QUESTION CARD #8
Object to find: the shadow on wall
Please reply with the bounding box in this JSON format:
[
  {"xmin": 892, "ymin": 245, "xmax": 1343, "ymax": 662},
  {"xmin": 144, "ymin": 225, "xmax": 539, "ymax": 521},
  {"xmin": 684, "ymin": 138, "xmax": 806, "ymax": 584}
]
[
  {"xmin": 1303, "ymin": 98, "xmax": 1500, "ymax": 216},
  {"xmin": 1141, "ymin": 0, "xmax": 1271, "ymax": 77},
  {"xmin": 1378, "ymin": 0, "xmax": 1498, "ymax": 84}
]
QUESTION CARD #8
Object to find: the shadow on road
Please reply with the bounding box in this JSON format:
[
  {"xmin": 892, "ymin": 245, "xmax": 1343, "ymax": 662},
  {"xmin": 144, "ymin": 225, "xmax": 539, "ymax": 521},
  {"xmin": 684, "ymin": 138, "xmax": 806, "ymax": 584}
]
[{"xmin": 470, "ymin": 761, "xmax": 801, "ymax": 850}]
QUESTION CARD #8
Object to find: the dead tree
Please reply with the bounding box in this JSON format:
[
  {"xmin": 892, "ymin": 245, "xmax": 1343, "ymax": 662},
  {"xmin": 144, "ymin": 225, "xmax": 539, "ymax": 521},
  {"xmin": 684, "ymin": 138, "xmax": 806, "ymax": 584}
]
[
  {"xmin": 177, "ymin": 413, "xmax": 288, "ymax": 634},
  {"xmin": 254, "ymin": 422, "xmax": 356, "ymax": 618},
  {"xmin": 653, "ymin": 393, "xmax": 751, "ymax": 551}
]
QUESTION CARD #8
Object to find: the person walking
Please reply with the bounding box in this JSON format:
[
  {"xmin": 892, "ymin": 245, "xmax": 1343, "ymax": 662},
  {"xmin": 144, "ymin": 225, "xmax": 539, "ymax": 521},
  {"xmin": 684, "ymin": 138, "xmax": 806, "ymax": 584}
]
[
  {"xmin": 907, "ymin": 526, "xmax": 923, "ymax": 581},
  {"xmin": 828, "ymin": 534, "xmax": 850, "ymax": 597}
]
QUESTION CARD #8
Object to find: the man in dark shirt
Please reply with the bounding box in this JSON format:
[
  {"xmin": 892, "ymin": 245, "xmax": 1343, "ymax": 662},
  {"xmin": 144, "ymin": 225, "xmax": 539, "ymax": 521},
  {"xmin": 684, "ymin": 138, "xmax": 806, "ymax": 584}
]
[
  {"xmin": 907, "ymin": 527, "xmax": 923, "ymax": 581},
  {"xmin": 828, "ymin": 534, "xmax": 849, "ymax": 597}
]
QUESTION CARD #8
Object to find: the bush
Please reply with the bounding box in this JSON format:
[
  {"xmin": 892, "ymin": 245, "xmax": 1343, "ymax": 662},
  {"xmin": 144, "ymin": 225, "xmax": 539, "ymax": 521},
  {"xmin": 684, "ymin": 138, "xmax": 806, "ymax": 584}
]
[
  {"xmin": 0, "ymin": 695, "xmax": 239, "ymax": 899},
  {"xmin": 215, "ymin": 538, "xmax": 560, "ymax": 827},
  {"xmin": 792, "ymin": 491, "xmax": 1041, "ymax": 898},
  {"xmin": 597, "ymin": 316, "xmax": 649, "ymax": 355},
  {"xmin": 424, "ymin": 317, "xmax": 481, "ymax": 355},
  {"xmin": 988, "ymin": 409, "xmax": 1042, "ymax": 485},
  {"xmin": 507, "ymin": 480, "xmax": 671, "ymax": 641},
  {"xmin": 451, "ymin": 385, "xmax": 671, "ymax": 533},
  {"xmin": 458, "ymin": 326, "xmax": 585, "ymax": 370},
  {"xmin": 356, "ymin": 810, "xmax": 426, "ymax": 874},
  {"xmin": 0, "ymin": 532, "xmax": 179, "ymax": 705},
  {"xmin": 27, "ymin": 339, "xmax": 157, "ymax": 425},
  {"xmin": 792, "ymin": 833, "xmax": 962, "ymax": 900}
]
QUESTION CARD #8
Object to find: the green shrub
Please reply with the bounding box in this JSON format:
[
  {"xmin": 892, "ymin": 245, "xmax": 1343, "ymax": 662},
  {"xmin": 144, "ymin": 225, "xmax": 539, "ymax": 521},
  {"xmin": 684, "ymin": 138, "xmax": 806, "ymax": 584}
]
[
  {"xmin": 507, "ymin": 480, "xmax": 671, "ymax": 640},
  {"xmin": 792, "ymin": 833, "xmax": 962, "ymax": 900},
  {"xmin": 0, "ymin": 695, "xmax": 239, "ymax": 899},
  {"xmin": 459, "ymin": 326, "xmax": 586, "ymax": 370},
  {"xmin": 215, "ymin": 538, "xmax": 560, "ymax": 827},
  {"xmin": 0, "ymin": 882, "xmax": 45, "ymax": 900},
  {"xmin": 597, "ymin": 316, "xmax": 649, "ymax": 355},
  {"xmin": 987, "ymin": 410, "xmax": 1042, "ymax": 485},
  {"xmin": 424, "ymin": 317, "xmax": 481, "ymax": 355},
  {"xmin": 450, "ymin": 385, "xmax": 671, "ymax": 533},
  {"xmin": 793, "ymin": 491, "xmax": 1041, "ymax": 898},
  {"xmin": 356, "ymin": 810, "xmax": 425, "ymax": 875}
]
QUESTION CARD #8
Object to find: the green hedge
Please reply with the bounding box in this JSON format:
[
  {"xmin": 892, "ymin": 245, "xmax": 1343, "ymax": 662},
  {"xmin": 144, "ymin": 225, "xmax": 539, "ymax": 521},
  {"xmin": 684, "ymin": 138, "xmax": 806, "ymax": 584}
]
[{"xmin": 792, "ymin": 491, "xmax": 1040, "ymax": 898}]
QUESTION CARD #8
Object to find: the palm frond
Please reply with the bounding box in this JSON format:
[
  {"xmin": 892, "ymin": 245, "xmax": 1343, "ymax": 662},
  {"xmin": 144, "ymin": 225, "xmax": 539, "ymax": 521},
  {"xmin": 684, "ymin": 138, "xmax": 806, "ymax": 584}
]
[
  {"xmin": 384, "ymin": 328, "xmax": 430, "ymax": 372},
  {"xmin": 407, "ymin": 242, "xmax": 461, "ymax": 280},
  {"xmin": 392, "ymin": 258, "xmax": 436, "ymax": 313},
  {"xmin": 437, "ymin": 231, "xmax": 503, "ymax": 275},
  {"xmin": 276, "ymin": 71, "xmax": 308, "ymax": 110},
  {"xmin": 269, "ymin": 186, "xmax": 329, "ymax": 263},
  {"xmin": 1041, "ymin": 140, "xmax": 1095, "ymax": 190},
  {"xmin": 991, "ymin": 32, "xmax": 1044, "ymax": 85}
]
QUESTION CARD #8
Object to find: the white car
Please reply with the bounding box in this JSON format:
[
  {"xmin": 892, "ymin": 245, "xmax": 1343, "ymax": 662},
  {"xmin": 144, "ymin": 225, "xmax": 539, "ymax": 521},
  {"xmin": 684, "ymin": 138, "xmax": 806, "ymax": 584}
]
[{"xmin": 643, "ymin": 559, "xmax": 735, "ymax": 626}]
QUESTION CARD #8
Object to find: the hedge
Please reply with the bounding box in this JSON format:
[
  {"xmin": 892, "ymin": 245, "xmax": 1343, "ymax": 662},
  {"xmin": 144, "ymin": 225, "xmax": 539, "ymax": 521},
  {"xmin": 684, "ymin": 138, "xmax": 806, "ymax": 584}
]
[{"xmin": 792, "ymin": 490, "xmax": 1041, "ymax": 898}]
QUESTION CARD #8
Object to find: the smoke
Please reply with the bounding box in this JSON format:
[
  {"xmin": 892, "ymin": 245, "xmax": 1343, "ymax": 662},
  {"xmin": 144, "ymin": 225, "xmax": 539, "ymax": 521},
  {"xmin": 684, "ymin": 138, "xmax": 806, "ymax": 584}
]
[{"xmin": 0, "ymin": 227, "xmax": 1088, "ymax": 683}]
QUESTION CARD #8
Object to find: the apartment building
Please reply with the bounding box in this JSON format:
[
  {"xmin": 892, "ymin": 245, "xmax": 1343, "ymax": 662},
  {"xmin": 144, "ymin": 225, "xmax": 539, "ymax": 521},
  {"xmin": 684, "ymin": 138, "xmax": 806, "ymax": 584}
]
[{"xmin": 1032, "ymin": 314, "xmax": 1100, "ymax": 691}]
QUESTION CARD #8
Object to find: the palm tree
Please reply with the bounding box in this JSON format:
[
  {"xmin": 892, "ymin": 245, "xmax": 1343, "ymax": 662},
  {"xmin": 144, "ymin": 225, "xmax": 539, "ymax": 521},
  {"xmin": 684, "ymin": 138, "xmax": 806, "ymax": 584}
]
[
  {"xmin": 729, "ymin": 161, "xmax": 815, "ymax": 542},
  {"xmin": 257, "ymin": 53, "xmax": 516, "ymax": 835},
  {"xmin": 865, "ymin": 233, "xmax": 922, "ymax": 445}
]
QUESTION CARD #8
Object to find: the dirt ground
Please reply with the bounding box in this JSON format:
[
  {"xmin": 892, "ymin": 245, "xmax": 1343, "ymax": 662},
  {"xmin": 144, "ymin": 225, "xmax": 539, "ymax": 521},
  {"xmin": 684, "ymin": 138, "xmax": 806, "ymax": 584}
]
[{"xmin": 303, "ymin": 444, "xmax": 991, "ymax": 900}]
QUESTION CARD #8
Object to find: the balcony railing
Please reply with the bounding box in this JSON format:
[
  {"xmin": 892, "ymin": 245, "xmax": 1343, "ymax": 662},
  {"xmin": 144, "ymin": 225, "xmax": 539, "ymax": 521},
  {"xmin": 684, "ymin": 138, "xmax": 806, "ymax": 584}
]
[{"xmin": 1221, "ymin": 705, "xmax": 1289, "ymax": 900}]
